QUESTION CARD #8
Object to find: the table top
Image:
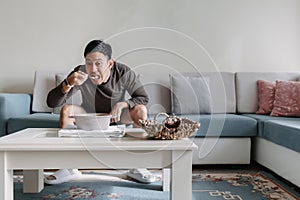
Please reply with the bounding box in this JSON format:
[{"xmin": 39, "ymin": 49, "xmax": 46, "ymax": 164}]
[{"xmin": 0, "ymin": 128, "xmax": 197, "ymax": 151}]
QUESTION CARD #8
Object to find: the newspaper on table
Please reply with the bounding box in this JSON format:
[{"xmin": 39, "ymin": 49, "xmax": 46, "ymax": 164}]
[{"xmin": 58, "ymin": 126, "xmax": 147, "ymax": 138}]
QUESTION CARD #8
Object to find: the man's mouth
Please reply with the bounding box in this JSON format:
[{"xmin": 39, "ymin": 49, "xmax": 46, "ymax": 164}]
[{"xmin": 90, "ymin": 74, "xmax": 101, "ymax": 80}]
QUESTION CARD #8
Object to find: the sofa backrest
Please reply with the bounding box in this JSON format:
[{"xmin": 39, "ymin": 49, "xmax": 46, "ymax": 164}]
[
  {"xmin": 32, "ymin": 70, "xmax": 65, "ymax": 112},
  {"xmin": 33, "ymin": 69, "xmax": 85, "ymax": 114},
  {"xmin": 138, "ymin": 73, "xmax": 172, "ymax": 114},
  {"xmin": 32, "ymin": 70, "xmax": 236, "ymax": 114},
  {"xmin": 236, "ymin": 72, "xmax": 300, "ymax": 113},
  {"xmin": 139, "ymin": 72, "xmax": 236, "ymax": 114}
]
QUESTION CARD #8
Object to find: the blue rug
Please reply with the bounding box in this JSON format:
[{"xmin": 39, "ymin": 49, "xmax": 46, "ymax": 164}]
[{"xmin": 14, "ymin": 169, "xmax": 300, "ymax": 200}]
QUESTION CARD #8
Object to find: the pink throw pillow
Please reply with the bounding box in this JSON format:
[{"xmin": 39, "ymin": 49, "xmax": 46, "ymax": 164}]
[
  {"xmin": 270, "ymin": 80, "xmax": 300, "ymax": 116},
  {"xmin": 256, "ymin": 80, "xmax": 275, "ymax": 114}
]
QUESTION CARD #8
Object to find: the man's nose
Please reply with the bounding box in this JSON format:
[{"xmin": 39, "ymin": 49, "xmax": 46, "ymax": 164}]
[{"xmin": 92, "ymin": 63, "xmax": 98, "ymax": 71}]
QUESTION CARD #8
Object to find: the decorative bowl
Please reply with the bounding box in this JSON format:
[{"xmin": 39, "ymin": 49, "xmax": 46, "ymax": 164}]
[
  {"xmin": 74, "ymin": 113, "xmax": 112, "ymax": 131},
  {"xmin": 138, "ymin": 112, "xmax": 200, "ymax": 140}
]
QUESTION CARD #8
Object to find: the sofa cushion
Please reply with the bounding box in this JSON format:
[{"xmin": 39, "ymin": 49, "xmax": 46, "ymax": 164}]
[
  {"xmin": 236, "ymin": 72, "xmax": 300, "ymax": 113},
  {"xmin": 170, "ymin": 75, "xmax": 211, "ymax": 114},
  {"xmin": 7, "ymin": 113, "xmax": 59, "ymax": 134},
  {"xmin": 256, "ymin": 80, "xmax": 275, "ymax": 114},
  {"xmin": 32, "ymin": 70, "xmax": 67, "ymax": 112},
  {"xmin": 270, "ymin": 80, "xmax": 300, "ymax": 117},
  {"xmin": 139, "ymin": 72, "xmax": 236, "ymax": 114},
  {"xmin": 243, "ymin": 114, "xmax": 300, "ymax": 136},
  {"xmin": 173, "ymin": 114, "xmax": 257, "ymax": 137},
  {"xmin": 263, "ymin": 120, "xmax": 300, "ymax": 153},
  {"xmin": 180, "ymin": 72, "xmax": 236, "ymax": 113},
  {"xmin": 138, "ymin": 73, "xmax": 171, "ymax": 114}
]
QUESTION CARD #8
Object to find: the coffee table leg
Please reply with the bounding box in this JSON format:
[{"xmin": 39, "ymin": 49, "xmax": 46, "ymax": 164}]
[
  {"xmin": 162, "ymin": 168, "xmax": 170, "ymax": 192},
  {"xmin": 0, "ymin": 152, "xmax": 14, "ymax": 200},
  {"xmin": 171, "ymin": 150, "xmax": 192, "ymax": 200},
  {"xmin": 23, "ymin": 169, "xmax": 44, "ymax": 193}
]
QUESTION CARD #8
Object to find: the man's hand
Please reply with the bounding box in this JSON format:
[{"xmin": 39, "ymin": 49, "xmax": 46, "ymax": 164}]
[
  {"xmin": 110, "ymin": 102, "xmax": 129, "ymax": 123},
  {"xmin": 62, "ymin": 70, "xmax": 88, "ymax": 93},
  {"xmin": 67, "ymin": 70, "xmax": 88, "ymax": 86}
]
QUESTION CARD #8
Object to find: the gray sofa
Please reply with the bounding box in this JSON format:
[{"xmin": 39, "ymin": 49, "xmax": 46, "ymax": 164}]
[{"xmin": 0, "ymin": 70, "xmax": 299, "ymax": 187}]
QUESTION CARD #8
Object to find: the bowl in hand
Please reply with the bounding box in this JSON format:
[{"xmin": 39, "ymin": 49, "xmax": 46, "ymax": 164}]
[{"xmin": 74, "ymin": 113, "xmax": 112, "ymax": 130}]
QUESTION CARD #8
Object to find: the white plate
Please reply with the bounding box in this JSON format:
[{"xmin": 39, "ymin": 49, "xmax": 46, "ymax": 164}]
[{"xmin": 125, "ymin": 128, "xmax": 149, "ymax": 138}]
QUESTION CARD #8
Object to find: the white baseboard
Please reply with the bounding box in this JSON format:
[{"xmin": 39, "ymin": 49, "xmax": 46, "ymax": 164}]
[
  {"xmin": 192, "ymin": 137, "xmax": 251, "ymax": 164},
  {"xmin": 253, "ymin": 137, "xmax": 300, "ymax": 188}
]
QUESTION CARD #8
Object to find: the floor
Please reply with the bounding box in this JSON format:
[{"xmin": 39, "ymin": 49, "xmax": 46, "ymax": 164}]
[{"xmin": 18, "ymin": 161, "xmax": 300, "ymax": 194}]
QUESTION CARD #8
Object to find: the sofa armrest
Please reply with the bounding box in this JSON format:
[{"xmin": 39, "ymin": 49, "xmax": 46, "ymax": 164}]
[{"xmin": 0, "ymin": 93, "xmax": 31, "ymax": 136}]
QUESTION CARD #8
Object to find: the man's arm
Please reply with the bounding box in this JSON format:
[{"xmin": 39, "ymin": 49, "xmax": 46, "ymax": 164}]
[
  {"xmin": 46, "ymin": 79, "xmax": 76, "ymax": 108},
  {"xmin": 46, "ymin": 66, "xmax": 87, "ymax": 108},
  {"xmin": 124, "ymin": 70, "xmax": 149, "ymax": 109},
  {"xmin": 110, "ymin": 70, "xmax": 148, "ymax": 123}
]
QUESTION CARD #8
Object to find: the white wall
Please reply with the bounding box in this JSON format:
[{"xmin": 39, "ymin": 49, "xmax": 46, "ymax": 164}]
[{"xmin": 0, "ymin": 0, "xmax": 300, "ymax": 93}]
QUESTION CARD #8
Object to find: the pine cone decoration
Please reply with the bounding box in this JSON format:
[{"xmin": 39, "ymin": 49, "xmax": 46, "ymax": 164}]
[{"xmin": 138, "ymin": 113, "xmax": 200, "ymax": 140}]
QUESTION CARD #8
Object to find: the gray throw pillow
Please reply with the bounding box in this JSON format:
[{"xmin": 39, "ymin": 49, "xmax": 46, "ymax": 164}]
[
  {"xmin": 53, "ymin": 74, "xmax": 83, "ymax": 114},
  {"xmin": 170, "ymin": 75, "xmax": 212, "ymax": 114}
]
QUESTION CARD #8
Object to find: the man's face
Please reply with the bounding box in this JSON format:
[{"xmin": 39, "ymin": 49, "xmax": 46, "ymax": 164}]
[{"xmin": 85, "ymin": 52, "xmax": 114, "ymax": 85}]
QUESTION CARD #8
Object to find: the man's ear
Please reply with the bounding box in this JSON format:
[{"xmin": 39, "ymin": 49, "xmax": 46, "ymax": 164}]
[{"xmin": 108, "ymin": 59, "xmax": 114, "ymax": 69}]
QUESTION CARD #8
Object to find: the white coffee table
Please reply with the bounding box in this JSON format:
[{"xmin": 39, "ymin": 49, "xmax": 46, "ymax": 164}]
[{"xmin": 0, "ymin": 128, "xmax": 197, "ymax": 200}]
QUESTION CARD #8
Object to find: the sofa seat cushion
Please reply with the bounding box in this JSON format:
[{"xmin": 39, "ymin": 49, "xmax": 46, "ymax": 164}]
[
  {"xmin": 242, "ymin": 114, "xmax": 299, "ymax": 136},
  {"xmin": 263, "ymin": 120, "xmax": 300, "ymax": 153},
  {"xmin": 7, "ymin": 113, "xmax": 59, "ymax": 134},
  {"xmin": 150, "ymin": 114, "xmax": 257, "ymax": 137}
]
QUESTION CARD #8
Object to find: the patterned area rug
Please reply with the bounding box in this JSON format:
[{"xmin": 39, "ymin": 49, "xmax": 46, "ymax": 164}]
[
  {"xmin": 14, "ymin": 168, "xmax": 300, "ymax": 200},
  {"xmin": 193, "ymin": 170, "xmax": 300, "ymax": 200}
]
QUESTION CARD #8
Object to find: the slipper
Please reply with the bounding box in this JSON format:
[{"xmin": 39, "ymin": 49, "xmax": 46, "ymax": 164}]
[
  {"xmin": 44, "ymin": 169, "xmax": 82, "ymax": 185},
  {"xmin": 127, "ymin": 169, "xmax": 159, "ymax": 184}
]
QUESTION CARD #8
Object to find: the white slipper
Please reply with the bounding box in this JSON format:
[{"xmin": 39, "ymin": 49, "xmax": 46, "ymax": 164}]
[
  {"xmin": 127, "ymin": 169, "xmax": 159, "ymax": 184},
  {"xmin": 44, "ymin": 169, "xmax": 82, "ymax": 185}
]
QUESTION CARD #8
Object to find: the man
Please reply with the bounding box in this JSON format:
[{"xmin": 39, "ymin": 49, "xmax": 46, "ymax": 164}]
[{"xmin": 45, "ymin": 39, "xmax": 157, "ymax": 184}]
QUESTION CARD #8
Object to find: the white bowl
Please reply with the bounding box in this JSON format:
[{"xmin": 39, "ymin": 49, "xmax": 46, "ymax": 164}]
[{"xmin": 74, "ymin": 113, "xmax": 112, "ymax": 130}]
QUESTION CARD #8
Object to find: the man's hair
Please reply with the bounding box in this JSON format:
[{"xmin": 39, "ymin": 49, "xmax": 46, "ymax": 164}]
[{"xmin": 84, "ymin": 40, "xmax": 112, "ymax": 59}]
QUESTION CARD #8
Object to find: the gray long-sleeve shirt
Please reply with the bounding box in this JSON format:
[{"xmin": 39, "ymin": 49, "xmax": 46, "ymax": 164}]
[{"xmin": 47, "ymin": 62, "xmax": 149, "ymax": 113}]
